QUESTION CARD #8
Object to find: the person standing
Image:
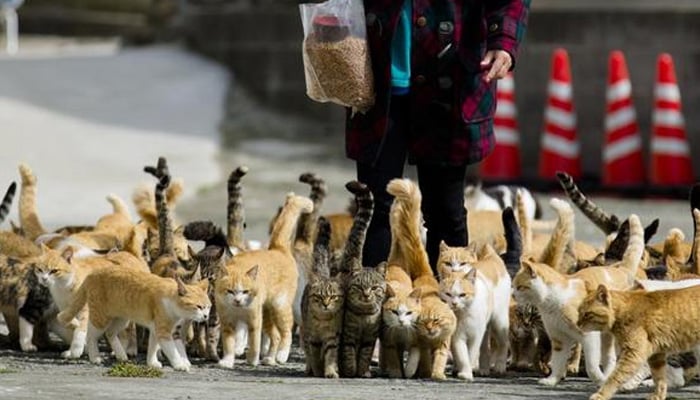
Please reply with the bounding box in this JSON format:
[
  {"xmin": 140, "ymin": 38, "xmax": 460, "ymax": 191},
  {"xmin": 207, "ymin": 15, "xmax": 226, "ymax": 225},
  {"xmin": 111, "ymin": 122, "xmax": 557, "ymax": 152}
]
[{"xmin": 347, "ymin": 0, "xmax": 531, "ymax": 272}]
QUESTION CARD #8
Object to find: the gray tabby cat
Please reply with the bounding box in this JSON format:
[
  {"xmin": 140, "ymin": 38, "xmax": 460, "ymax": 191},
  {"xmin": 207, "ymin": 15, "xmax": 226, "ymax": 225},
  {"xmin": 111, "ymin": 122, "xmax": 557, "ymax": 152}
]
[
  {"xmin": 339, "ymin": 181, "xmax": 386, "ymax": 378},
  {"xmin": 301, "ymin": 217, "xmax": 344, "ymax": 378},
  {"xmin": 0, "ymin": 182, "xmax": 16, "ymax": 225}
]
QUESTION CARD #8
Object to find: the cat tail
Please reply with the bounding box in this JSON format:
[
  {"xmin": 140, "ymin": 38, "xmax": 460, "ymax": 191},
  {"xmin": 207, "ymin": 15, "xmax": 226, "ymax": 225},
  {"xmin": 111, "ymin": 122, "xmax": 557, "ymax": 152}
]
[
  {"xmin": 386, "ymin": 178, "xmax": 432, "ymax": 280},
  {"xmin": 0, "ymin": 181, "xmax": 17, "ymax": 226},
  {"xmin": 515, "ymin": 189, "xmax": 532, "ymax": 255},
  {"xmin": 339, "ymin": 181, "xmax": 373, "ymax": 274},
  {"xmin": 18, "ymin": 163, "xmax": 47, "ymax": 241},
  {"xmin": 539, "ymin": 198, "xmax": 574, "ymax": 272},
  {"xmin": 106, "ymin": 194, "xmax": 131, "ymax": 219},
  {"xmin": 144, "ymin": 157, "xmax": 174, "ymax": 257},
  {"xmin": 688, "ymin": 184, "xmax": 700, "ymax": 266},
  {"xmin": 268, "ymin": 193, "xmax": 314, "ymax": 253},
  {"xmin": 620, "ymin": 214, "xmax": 644, "ymax": 278},
  {"xmin": 57, "ymin": 278, "xmax": 89, "ymax": 329},
  {"xmin": 296, "ymin": 172, "xmax": 327, "ymax": 247},
  {"xmin": 692, "ymin": 209, "xmax": 700, "ymax": 275},
  {"xmin": 226, "ymin": 166, "xmax": 248, "ymax": 250},
  {"xmin": 132, "ymin": 183, "xmax": 158, "ymax": 229},
  {"xmin": 556, "ymin": 171, "xmax": 620, "ymax": 235},
  {"xmin": 310, "ymin": 216, "xmax": 332, "ymax": 279},
  {"xmin": 501, "ymin": 207, "xmax": 522, "ymax": 276}
]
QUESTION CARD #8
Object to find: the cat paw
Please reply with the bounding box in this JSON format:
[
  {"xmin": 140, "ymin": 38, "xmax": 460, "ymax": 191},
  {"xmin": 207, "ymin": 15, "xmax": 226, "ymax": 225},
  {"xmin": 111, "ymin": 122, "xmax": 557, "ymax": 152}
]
[
  {"xmin": 275, "ymin": 349, "xmax": 290, "ymax": 364},
  {"xmin": 431, "ymin": 372, "xmax": 447, "ymax": 381},
  {"xmin": 20, "ymin": 343, "xmax": 38, "ymax": 353},
  {"xmin": 647, "ymin": 394, "xmax": 665, "ymax": 400},
  {"xmin": 148, "ymin": 360, "xmax": 163, "ymax": 369},
  {"xmin": 218, "ymin": 359, "xmax": 235, "ymax": 369},
  {"xmin": 89, "ymin": 356, "xmax": 104, "ymax": 365},
  {"xmin": 588, "ymin": 394, "xmax": 605, "ymax": 400},
  {"xmin": 172, "ymin": 363, "xmax": 190, "ymax": 372},
  {"xmin": 456, "ymin": 371, "xmax": 474, "ymax": 382},
  {"xmin": 261, "ymin": 356, "xmax": 276, "ymax": 366},
  {"xmin": 62, "ymin": 349, "xmax": 82, "ymax": 359},
  {"xmin": 246, "ymin": 358, "xmax": 259, "ymax": 367},
  {"xmin": 324, "ymin": 369, "xmax": 339, "ymax": 379},
  {"xmin": 115, "ymin": 352, "xmax": 129, "ymax": 362},
  {"xmin": 538, "ymin": 376, "xmax": 561, "ymax": 386}
]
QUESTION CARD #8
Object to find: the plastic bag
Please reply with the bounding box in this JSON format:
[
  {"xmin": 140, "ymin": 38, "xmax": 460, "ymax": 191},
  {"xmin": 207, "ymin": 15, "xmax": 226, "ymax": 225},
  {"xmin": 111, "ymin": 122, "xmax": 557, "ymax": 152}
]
[{"xmin": 299, "ymin": 0, "xmax": 375, "ymax": 113}]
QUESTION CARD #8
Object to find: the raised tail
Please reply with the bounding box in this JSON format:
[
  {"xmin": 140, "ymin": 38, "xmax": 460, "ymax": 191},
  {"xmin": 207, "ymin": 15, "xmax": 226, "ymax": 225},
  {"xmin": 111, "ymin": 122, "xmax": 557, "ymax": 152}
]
[
  {"xmin": 692, "ymin": 209, "xmax": 700, "ymax": 275},
  {"xmin": 310, "ymin": 216, "xmax": 332, "ymax": 279},
  {"xmin": 515, "ymin": 189, "xmax": 532, "ymax": 255},
  {"xmin": 0, "ymin": 182, "xmax": 16, "ymax": 226},
  {"xmin": 268, "ymin": 193, "xmax": 314, "ymax": 252},
  {"xmin": 106, "ymin": 194, "xmax": 131, "ymax": 218},
  {"xmin": 386, "ymin": 178, "xmax": 432, "ymax": 280},
  {"xmin": 688, "ymin": 185, "xmax": 700, "ymax": 265},
  {"xmin": 18, "ymin": 163, "xmax": 47, "ymax": 240},
  {"xmin": 539, "ymin": 198, "xmax": 574, "ymax": 271},
  {"xmin": 620, "ymin": 214, "xmax": 644, "ymax": 278},
  {"xmin": 296, "ymin": 172, "xmax": 327, "ymax": 247},
  {"xmin": 144, "ymin": 157, "xmax": 174, "ymax": 257},
  {"xmin": 226, "ymin": 166, "xmax": 249, "ymax": 249},
  {"xmin": 501, "ymin": 207, "xmax": 522, "ymax": 276},
  {"xmin": 556, "ymin": 171, "xmax": 620, "ymax": 235},
  {"xmin": 339, "ymin": 181, "xmax": 373, "ymax": 274}
]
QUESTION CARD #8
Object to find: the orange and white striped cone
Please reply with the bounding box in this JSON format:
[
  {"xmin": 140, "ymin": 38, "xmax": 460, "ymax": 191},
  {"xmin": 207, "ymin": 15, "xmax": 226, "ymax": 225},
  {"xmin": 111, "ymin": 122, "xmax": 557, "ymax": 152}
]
[
  {"xmin": 650, "ymin": 53, "xmax": 694, "ymax": 186},
  {"xmin": 480, "ymin": 72, "xmax": 521, "ymax": 181},
  {"xmin": 538, "ymin": 48, "xmax": 581, "ymax": 180},
  {"xmin": 602, "ymin": 50, "xmax": 645, "ymax": 186}
]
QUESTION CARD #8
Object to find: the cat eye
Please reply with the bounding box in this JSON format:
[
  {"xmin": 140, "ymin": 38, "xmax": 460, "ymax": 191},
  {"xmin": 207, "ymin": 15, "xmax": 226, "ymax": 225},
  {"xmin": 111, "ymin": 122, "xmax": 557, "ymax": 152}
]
[
  {"xmin": 392, "ymin": 310, "xmax": 400, "ymax": 315},
  {"xmin": 458, "ymin": 293, "xmax": 466, "ymax": 298},
  {"xmin": 405, "ymin": 311, "xmax": 413, "ymax": 316},
  {"xmin": 242, "ymin": 290, "xmax": 249, "ymax": 295},
  {"xmin": 197, "ymin": 306, "xmax": 204, "ymax": 310},
  {"xmin": 227, "ymin": 290, "xmax": 235, "ymax": 295},
  {"xmin": 444, "ymin": 293, "xmax": 453, "ymax": 297},
  {"xmin": 49, "ymin": 269, "xmax": 59, "ymax": 274}
]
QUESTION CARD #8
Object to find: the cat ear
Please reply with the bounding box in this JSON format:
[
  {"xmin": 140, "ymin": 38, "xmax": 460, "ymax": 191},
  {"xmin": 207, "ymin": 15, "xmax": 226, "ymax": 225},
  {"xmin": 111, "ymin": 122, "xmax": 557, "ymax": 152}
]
[
  {"xmin": 521, "ymin": 259, "xmax": 536, "ymax": 278},
  {"xmin": 246, "ymin": 265, "xmax": 260, "ymax": 280},
  {"xmin": 467, "ymin": 241, "xmax": 479, "ymax": 254},
  {"xmin": 188, "ymin": 263, "xmax": 202, "ymax": 282},
  {"xmin": 439, "ymin": 240, "xmax": 449, "ymax": 253},
  {"xmin": 595, "ymin": 284, "xmax": 610, "ymax": 305},
  {"xmin": 409, "ymin": 287, "xmax": 423, "ymax": 300},
  {"xmin": 39, "ymin": 243, "xmax": 50, "ymax": 254},
  {"xmin": 61, "ymin": 247, "xmax": 74, "ymax": 264},
  {"xmin": 198, "ymin": 278, "xmax": 209, "ymax": 292},
  {"xmin": 385, "ymin": 284, "xmax": 396, "ymax": 299},
  {"xmin": 375, "ymin": 261, "xmax": 387, "ymax": 277},
  {"xmin": 176, "ymin": 275, "xmax": 188, "ymax": 297},
  {"xmin": 465, "ymin": 267, "xmax": 478, "ymax": 283}
]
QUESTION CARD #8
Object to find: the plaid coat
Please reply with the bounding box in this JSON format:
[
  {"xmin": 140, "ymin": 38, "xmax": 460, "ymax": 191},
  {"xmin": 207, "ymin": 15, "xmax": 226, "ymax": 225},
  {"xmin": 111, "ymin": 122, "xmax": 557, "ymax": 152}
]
[{"xmin": 346, "ymin": 0, "xmax": 530, "ymax": 166}]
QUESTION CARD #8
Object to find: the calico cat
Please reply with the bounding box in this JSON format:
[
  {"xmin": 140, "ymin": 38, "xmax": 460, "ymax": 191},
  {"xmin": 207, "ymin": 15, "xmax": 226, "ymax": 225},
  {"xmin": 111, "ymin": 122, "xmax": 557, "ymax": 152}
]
[
  {"xmin": 385, "ymin": 178, "xmax": 456, "ymax": 381},
  {"xmin": 578, "ymin": 284, "xmax": 700, "ymax": 400},
  {"xmin": 301, "ymin": 217, "xmax": 344, "ymax": 378},
  {"xmin": 215, "ymin": 193, "xmax": 312, "ymax": 368},
  {"xmin": 438, "ymin": 242, "xmax": 511, "ymax": 380},
  {"xmin": 58, "ymin": 267, "xmax": 210, "ymax": 371},
  {"xmin": 512, "ymin": 199, "xmax": 645, "ymax": 386},
  {"xmin": 0, "ymin": 254, "xmax": 57, "ymax": 352},
  {"xmin": 338, "ymin": 181, "xmax": 386, "ymax": 378}
]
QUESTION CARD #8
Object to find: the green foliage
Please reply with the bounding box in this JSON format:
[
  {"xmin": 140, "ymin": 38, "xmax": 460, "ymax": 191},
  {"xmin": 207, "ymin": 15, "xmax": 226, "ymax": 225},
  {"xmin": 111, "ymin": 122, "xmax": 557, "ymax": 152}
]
[{"xmin": 105, "ymin": 362, "xmax": 163, "ymax": 378}]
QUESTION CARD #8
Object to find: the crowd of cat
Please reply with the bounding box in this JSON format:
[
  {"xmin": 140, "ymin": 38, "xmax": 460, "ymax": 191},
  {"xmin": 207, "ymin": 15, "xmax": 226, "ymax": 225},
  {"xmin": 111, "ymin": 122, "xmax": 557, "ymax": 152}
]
[{"xmin": 1, "ymin": 157, "xmax": 700, "ymax": 400}]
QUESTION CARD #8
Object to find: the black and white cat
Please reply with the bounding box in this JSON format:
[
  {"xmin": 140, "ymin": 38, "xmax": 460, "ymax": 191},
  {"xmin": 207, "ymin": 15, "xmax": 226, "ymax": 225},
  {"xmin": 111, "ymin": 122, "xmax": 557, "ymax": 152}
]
[{"xmin": 464, "ymin": 183, "xmax": 542, "ymax": 220}]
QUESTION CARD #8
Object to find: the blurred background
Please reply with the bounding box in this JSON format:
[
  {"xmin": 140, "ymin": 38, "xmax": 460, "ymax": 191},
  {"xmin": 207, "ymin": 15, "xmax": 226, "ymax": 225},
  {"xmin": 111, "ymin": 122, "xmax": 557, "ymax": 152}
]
[{"xmin": 0, "ymin": 0, "xmax": 697, "ymax": 245}]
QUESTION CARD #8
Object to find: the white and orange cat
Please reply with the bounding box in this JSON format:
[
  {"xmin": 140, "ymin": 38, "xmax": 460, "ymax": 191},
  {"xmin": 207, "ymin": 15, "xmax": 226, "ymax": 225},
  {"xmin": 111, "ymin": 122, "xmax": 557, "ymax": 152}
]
[
  {"xmin": 438, "ymin": 242, "xmax": 511, "ymax": 380},
  {"xmin": 58, "ymin": 267, "xmax": 210, "ymax": 371},
  {"xmin": 512, "ymin": 198, "xmax": 645, "ymax": 386},
  {"xmin": 215, "ymin": 193, "xmax": 313, "ymax": 368},
  {"xmin": 385, "ymin": 178, "xmax": 456, "ymax": 381},
  {"xmin": 32, "ymin": 245, "xmax": 149, "ymax": 358}
]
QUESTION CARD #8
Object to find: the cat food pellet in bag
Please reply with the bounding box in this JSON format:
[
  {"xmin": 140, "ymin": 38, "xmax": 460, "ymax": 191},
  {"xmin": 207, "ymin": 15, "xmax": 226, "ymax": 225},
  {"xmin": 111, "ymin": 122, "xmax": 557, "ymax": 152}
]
[{"xmin": 303, "ymin": 34, "xmax": 375, "ymax": 113}]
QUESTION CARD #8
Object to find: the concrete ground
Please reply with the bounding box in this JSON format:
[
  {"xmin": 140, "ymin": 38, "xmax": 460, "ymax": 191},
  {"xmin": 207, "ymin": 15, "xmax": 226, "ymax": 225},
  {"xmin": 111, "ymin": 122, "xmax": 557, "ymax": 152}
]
[{"xmin": 0, "ymin": 36, "xmax": 699, "ymax": 400}]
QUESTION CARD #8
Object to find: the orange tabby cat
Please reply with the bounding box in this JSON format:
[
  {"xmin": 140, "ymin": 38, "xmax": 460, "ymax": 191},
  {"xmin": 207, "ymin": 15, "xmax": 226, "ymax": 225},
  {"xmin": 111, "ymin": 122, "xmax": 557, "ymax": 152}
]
[
  {"xmin": 385, "ymin": 178, "xmax": 456, "ymax": 380},
  {"xmin": 578, "ymin": 284, "xmax": 700, "ymax": 400},
  {"xmin": 512, "ymin": 199, "xmax": 644, "ymax": 386},
  {"xmin": 215, "ymin": 193, "xmax": 313, "ymax": 368},
  {"xmin": 58, "ymin": 267, "xmax": 210, "ymax": 371}
]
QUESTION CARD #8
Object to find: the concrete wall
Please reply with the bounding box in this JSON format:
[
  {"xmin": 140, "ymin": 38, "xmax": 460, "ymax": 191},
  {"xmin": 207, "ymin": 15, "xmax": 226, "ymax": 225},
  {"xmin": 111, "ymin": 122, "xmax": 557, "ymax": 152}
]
[{"xmin": 182, "ymin": 1, "xmax": 700, "ymax": 184}]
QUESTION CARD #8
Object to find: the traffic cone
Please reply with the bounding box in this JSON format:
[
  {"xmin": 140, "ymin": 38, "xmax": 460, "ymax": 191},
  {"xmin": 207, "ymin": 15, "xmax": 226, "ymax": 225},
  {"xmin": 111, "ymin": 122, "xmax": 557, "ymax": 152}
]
[
  {"xmin": 480, "ymin": 72, "xmax": 521, "ymax": 181},
  {"xmin": 602, "ymin": 50, "xmax": 645, "ymax": 186},
  {"xmin": 538, "ymin": 48, "xmax": 581, "ymax": 180},
  {"xmin": 650, "ymin": 53, "xmax": 694, "ymax": 186}
]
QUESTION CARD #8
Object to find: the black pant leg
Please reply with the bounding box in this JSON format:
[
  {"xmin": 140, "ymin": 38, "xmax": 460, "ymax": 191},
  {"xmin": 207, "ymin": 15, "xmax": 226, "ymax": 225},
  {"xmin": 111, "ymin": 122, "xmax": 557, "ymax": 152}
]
[
  {"xmin": 356, "ymin": 96, "xmax": 409, "ymax": 267},
  {"xmin": 416, "ymin": 163, "xmax": 469, "ymax": 273}
]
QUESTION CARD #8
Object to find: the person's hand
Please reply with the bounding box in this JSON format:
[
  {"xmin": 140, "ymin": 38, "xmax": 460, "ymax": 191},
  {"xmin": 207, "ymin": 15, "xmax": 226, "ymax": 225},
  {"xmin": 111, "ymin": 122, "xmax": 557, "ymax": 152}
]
[{"xmin": 480, "ymin": 50, "xmax": 512, "ymax": 83}]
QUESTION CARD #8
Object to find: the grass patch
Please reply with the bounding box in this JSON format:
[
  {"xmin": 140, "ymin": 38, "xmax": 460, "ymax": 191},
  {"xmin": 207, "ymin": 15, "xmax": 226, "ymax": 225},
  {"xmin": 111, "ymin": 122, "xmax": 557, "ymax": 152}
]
[
  {"xmin": 0, "ymin": 367, "xmax": 16, "ymax": 374},
  {"xmin": 105, "ymin": 362, "xmax": 163, "ymax": 378}
]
